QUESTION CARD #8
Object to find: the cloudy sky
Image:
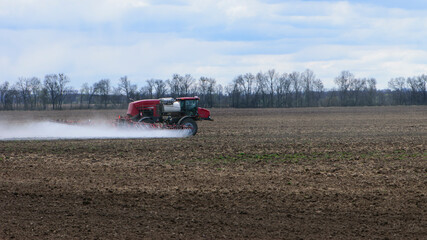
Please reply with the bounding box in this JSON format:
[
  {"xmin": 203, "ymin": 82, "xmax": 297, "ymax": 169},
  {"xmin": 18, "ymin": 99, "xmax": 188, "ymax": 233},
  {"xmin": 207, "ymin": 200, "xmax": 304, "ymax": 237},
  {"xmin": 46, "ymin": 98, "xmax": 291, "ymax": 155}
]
[{"xmin": 1, "ymin": 0, "xmax": 427, "ymax": 89}]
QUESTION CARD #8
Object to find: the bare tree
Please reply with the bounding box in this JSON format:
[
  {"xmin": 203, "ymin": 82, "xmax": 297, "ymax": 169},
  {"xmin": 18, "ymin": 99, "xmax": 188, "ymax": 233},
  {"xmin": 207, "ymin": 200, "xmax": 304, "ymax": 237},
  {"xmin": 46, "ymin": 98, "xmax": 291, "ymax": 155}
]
[
  {"xmin": 30, "ymin": 77, "xmax": 41, "ymax": 109},
  {"xmin": 388, "ymin": 77, "xmax": 406, "ymax": 105},
  {"xmin": 267, "ymin": 69, "xmax": 277, "ymax": 107},
  {"xmin": 181, "ymin": 74, "xmax": 195, "ymax": 96},
  {"xmin": 167, "ymin": 74, "xmax": 180, "ymax": 98},
  {"xmin": 215, "ymin": 83, "xmax": 223, "ymax": 107},
  {"xmin": 289, "ymin": 71, "xmax": 301, "ymax": 107},
  {"xmin": 57, "ymin": 73, "xmax": 70, "ymax": 109},
  {"xmin": 230, "ymin": 78, "xmax": 243, "ymax": 108},
  {"xmin": 206, "ymin": 77, "xmax": 216, "ymax": 107},
  {"xmin": 80, "ymin": 82, "xmax": 98, "ymax": 109},
  {"xmin": 198, "ymin": 77, "xmax": 209, "ymax": 107},
  {"xmin": 40, "ymin": 87, "xmax": 49, "ymax": 110},
  {"xmin": 5, "ymin": 85, "xmax": 18, "ymax": 110},
  {"xmin": 301, "ymin": 69, "xmax": 315, "ymax": 107},
  {"xmin": 118, "ymin": 76, "xmax": 137, "ymax": 103},
  {"xmin": 415, "ymin": 74, "xmax": 427, "ymax": 104},
  {"xmin": 335, "ymin": 71, "xmax": 354, "ymax": 106},
  {"xmin": 95, "ymin": 79, "xmax": 111, "ymax": 108},
  {"xmin": 145, "ymin": 79, "xmax": 155, "ymax": 99},
  {"xmin": 0, "ymin": 81, "xmax": 10, "ymax": 110},
  {"xmin": 224, "ymin": 84, "xmax": 234, "ymax": 107},
  {"xmin": 243, "ymin": 73, "xmax": 254, "ymax": 107},
  {"xmin": 197, "ymin": 77, "xmax": 216, "ymax": 107},
  {"xmin": 276, "ymin": 73, "xmax": 291, "ymax": 107},
  {"xmin": 312, "ymin": 79, "xmax": 324, "ymax": 106},
  {"xmin": 44, "ymin": 74, "xmax": 59, "ymax": 109},
  {"xmin": 366, "ymin": 78, "xmax": 377, "ymax": 106},
  {"xmin": 110, "ymin": 86, "xmax": 122, "ymax": 107},
  {"xmin": 154, "ymin": 79, "xmax": 167, "ymax": 98},
  {"xmin": 350, "ymin": 78, "xmax": 367, "ymax": 106},
  {"xmin": 79, "ymin": 83, "xmax": 88, "ymax": 108},
  {"xmin": 16, "ymin": 77, "xmax": 31, "ymax": 110},
  {"xmin": 255, "ymin": 72, "xmax": 268, "ymax": 107}
]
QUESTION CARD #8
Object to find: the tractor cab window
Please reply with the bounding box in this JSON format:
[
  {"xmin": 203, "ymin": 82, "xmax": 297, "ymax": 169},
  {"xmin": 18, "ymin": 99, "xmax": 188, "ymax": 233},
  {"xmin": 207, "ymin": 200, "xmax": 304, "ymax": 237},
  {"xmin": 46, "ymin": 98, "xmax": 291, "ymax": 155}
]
[
  {"xmin": 185, "ymin": 100, "xmax": 197, "ymax": 110},
  {"xmin": 180, "ymin": 100, "xmax": 198, "ymax": 116}
]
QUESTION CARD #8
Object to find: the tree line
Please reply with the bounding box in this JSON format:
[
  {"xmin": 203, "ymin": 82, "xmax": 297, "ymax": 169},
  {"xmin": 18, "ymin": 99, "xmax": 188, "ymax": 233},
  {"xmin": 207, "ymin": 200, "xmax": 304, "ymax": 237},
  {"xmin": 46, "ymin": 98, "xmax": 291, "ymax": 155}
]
[{"xmin": 0, "ymin": 69, "xmax": 426, "ymax": 110}]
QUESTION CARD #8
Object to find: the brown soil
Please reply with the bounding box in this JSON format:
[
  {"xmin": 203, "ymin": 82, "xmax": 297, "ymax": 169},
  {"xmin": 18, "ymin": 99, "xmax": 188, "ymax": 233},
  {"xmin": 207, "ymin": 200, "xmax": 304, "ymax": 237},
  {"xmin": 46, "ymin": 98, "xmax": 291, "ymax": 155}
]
[{"xmin": 0, "ymin": 106, "xmax": 426, "ymax": 239}]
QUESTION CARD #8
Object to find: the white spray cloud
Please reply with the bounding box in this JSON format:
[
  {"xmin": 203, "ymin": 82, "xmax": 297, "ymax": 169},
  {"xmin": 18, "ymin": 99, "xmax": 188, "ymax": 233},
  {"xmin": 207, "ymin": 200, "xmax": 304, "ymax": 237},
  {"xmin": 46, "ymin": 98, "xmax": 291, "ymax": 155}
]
[{"xmin": 0, "ymin": 121, "xmax": 191, "ymax": 140}]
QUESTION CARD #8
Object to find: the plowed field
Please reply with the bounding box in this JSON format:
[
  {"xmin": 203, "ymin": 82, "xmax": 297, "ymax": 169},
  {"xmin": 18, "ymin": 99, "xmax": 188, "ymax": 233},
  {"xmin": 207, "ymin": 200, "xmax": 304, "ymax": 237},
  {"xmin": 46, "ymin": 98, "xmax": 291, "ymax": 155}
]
[{"xmin": 1, "ymin": 106, "xmax": 426, "ymax": 239}]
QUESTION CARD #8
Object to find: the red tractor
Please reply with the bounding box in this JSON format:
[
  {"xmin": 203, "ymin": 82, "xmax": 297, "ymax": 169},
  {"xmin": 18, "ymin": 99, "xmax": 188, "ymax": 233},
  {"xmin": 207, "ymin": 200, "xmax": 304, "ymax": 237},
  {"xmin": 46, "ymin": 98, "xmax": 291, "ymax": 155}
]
[{"xmin": 125, "ymin": 96, "xmax": 212, "ymax": 135}]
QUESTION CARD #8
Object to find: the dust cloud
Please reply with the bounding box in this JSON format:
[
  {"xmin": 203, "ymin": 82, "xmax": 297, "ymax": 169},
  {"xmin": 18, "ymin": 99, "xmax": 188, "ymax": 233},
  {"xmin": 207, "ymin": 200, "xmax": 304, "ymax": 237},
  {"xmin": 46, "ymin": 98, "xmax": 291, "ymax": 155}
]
[{"xmin": 0, "ymin": 121, "xmax": 191, "ymax": 140}]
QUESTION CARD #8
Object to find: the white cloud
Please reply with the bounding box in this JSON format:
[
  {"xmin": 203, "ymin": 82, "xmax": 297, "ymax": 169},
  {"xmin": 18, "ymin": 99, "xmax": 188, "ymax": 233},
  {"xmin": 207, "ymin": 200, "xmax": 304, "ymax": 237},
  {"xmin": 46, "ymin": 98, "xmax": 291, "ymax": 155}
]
[
  {"xmin": 0, "ymin": 0, "xmax": 151, "ymax": 27},
  {"xmin": 1, "ymin": 0, "xmax": 427, "ymax": 90}
]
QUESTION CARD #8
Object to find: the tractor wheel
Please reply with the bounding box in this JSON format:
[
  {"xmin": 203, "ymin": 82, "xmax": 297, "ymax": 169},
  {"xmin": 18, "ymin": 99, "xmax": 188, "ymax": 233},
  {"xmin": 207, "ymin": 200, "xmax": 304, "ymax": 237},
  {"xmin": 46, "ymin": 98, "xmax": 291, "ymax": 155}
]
[
  {"xmin": 180, "ymin": 118, "xmax": 198, "ymax": 135},
  {"xmin": 138, "ymin": 118, "xmax": 154, "ymax": 124}
]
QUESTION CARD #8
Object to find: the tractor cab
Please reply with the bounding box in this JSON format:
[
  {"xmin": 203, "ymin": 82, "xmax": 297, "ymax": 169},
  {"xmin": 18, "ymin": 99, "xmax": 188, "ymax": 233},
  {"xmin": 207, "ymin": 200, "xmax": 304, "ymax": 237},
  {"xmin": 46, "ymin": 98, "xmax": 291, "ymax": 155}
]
[
  {"xmin": 176, "ymin": 97, "xmax": 199, "ymax": 117},
  {"xmin": 175, "ymin": 97, "xmax": 212, "ymax": 121}
]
